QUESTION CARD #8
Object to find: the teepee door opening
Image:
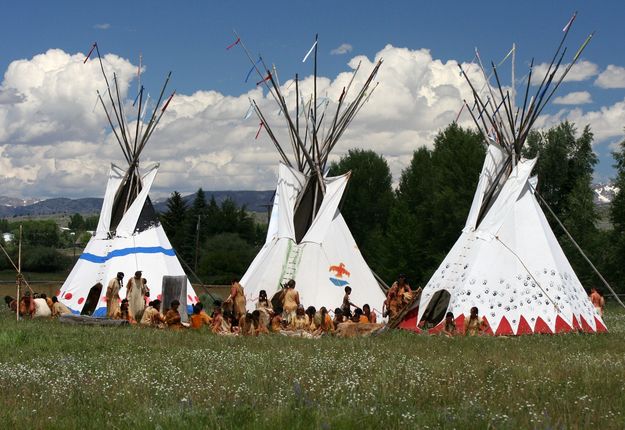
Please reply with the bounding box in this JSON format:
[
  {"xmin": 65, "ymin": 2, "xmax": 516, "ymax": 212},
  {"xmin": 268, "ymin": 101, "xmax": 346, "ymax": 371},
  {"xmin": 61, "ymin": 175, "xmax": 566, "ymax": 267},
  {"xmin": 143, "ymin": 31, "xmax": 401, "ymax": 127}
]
[
  {"xmin": 81, "ymin": 283, "xmax": 103, "ymax": 315},
  {"xmin": 419, "ymin": 290, "xmax": 450, "ymax": 329}
]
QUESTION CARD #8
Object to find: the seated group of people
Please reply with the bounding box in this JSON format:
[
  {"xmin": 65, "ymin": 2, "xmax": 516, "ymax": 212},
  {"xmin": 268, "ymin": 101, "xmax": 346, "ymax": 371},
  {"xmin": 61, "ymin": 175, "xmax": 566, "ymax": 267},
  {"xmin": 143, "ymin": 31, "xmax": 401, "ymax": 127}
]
[
  {"xmin": 4, "ymin": 292, "xmax": 72, "ymax": 318},
  {"xmin": 384, "ymin": 274, "xmax": 420, "ymax": 319},
  {"xmin": 205, "ymin": 279, "xmax": 379, "ymax": 337}
]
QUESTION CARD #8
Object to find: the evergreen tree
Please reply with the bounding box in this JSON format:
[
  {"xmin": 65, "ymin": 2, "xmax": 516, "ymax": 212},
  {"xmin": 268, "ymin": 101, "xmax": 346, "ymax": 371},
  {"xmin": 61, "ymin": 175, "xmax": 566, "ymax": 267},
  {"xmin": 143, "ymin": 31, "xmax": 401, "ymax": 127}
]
[
  {"xmin": 68, "ymin": 213, "xmax": 85, "ymax": 231},
  {"xmin": 609, "ymin": 135, "xmax": 625, "ymax": 292},
  {"xmin": 160, "ymin": 191, "xmax": 188, "ymax": 254}
]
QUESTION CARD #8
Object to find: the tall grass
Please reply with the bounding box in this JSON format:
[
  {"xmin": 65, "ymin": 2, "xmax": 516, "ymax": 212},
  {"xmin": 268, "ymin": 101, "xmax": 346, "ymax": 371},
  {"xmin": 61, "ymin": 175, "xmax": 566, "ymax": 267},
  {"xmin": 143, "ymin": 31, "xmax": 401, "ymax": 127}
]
[{"xmin": 1, "ymin": 306, "xmax": 624, "ymax": 429}]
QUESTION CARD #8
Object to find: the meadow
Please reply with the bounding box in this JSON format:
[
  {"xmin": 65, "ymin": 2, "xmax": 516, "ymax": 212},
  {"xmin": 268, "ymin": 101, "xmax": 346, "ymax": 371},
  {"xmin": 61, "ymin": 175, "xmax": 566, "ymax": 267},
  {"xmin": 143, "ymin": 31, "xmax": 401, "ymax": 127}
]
[{"xmin": 0, "ymin": 305, "xmax": 624, "ymax": 429}]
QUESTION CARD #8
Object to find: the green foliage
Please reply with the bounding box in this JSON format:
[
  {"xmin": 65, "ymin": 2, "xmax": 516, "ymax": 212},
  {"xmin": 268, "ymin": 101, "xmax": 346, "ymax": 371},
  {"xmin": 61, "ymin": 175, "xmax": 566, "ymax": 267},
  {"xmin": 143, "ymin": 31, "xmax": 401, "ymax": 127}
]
[
  {"xmin": 68, "ymin": 213, "xmax": 85, "ymax": 231},
  {"xmin": 8, "ymin": 220, "xmax": 60, "ymax": 248},
  {"xmin": 19, "ymin": 246, "xmax": 70, "ymax": 272},
  {"xmin": 84, "ymin": 215, "xmax": 99, "ymax": 230},
  {"xmin": 161, "ymin": 191, "xmax": 189, "ymax": 254},
  {"xmin": 386, "ymin": 123, "xmax": 485, "ymax": 285},
  {"xmin": 608, "ymin": 136, "xmax": 625, "ymax": 292},
  {"xmin": 197, "ymin": 233, "xmax": 259, "ymax": 284},
  {"xmin": 0, "ymin": 219, "xmax": 9, "ymax": 233}
]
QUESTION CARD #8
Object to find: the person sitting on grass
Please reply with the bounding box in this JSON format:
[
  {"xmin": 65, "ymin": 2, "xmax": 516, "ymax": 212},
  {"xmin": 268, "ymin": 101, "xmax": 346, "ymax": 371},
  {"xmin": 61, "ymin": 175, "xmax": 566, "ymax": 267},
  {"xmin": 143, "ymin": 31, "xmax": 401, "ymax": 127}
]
[
  {"xmin": 140, "ymin": 300, "xmax": 165, "ymax": 328},
  {"xmin": 305, "ymin": 306, "xmax": 317, "ymax": 331},
  {"xmin": 289, "ymin": 304, "xmax": 309, "ymax": 331},
  {"xmin": 269, "ymin": 307, "xmax": 284, "ymax": 332},
  {"xmin": 119, "ymin": 299, "xmax": 136, "ymax": 324},
  {"xmin": 252, "ymin": 310, "xmax": 269, "ymax": 335},
  {"xmin": 211, "ymin": 306, "xmax": 226, "ymax": 334},
  {"xmin": 224, "ymin": 310, "xmax": 240, "ymax": 335},
  {"xmin": 51, "ymin": 296, "xmax": 72, "ymax": 317},
  {"xmin": 313, "ymin": 307, "xmax": 333, "ymax": 335},
  {"xmin": 4, "ymin": 296, "xmax": 17, "ymax": 313},
  {"xmin": 341, "ymin": 286, "xmax": 356, "ymax": 319},
  {"xmin": 362, "ymin": 304, "xmax": 377, "ymax": 323},
  {"xmin": 464, "ymin": 306, "xmax": 484, "ymax": 336},
  {"xmin": 442, "ymin": 311, "xmax": 457, "ymax": 337},
  {"xmin": 164, "ymin": 299, "xmax": 183, "ymax": 329},
  {"xmin": 239, "ymin": 312, "xmax": 255, "ymax": 336},
  {"xmin": 354, "ymin": 308, "xmax": 368, "ymax": 323},
  {"xmin": 333, "ymin": 308, "xmax": 345, "ymax": 330},
  {"xmin": 190, "ymin": 302, "xmax": 212, "ymax": 329}
]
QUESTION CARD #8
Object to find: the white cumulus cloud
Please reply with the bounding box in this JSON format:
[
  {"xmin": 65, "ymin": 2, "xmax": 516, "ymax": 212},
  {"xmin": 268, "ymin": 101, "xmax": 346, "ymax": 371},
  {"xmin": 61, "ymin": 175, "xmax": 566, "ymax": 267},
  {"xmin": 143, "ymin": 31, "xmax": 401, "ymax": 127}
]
[
  {"xmin": 94, "ymin": 23, "xmax": 110, "ymax": 30},
  {"xmin": 0, "ymin": 46, "xmax": 621, "ymax": 201},
  {"xmin": 530, "ymin": 60, "xmax": 598, "ymax": 84},
  {"xmin": 553, "ymin": 91, "xmax": 592, "ymax": 105},
  {"xmin": 331, "ymin": 43, "xmax": 353, "ymax": 55},
  {"xmin": 595, "ymin": 65, "xmax": 625, "ymax": 89}
]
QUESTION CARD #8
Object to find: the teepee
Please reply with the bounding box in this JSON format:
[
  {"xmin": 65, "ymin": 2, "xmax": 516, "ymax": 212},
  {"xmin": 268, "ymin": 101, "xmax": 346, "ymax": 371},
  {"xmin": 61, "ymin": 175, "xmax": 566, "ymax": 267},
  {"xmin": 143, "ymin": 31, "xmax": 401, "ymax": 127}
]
[
  {"xmin": 400, "ymin": 15, "xmax": 609, "ymax": 335},
  {"xmin": 59, "ymin": 44, "xmax": 197, "ymax": 316},
  {"xmin": 236, "ymin": 35, "xmax": 387, "ymax": 314}
]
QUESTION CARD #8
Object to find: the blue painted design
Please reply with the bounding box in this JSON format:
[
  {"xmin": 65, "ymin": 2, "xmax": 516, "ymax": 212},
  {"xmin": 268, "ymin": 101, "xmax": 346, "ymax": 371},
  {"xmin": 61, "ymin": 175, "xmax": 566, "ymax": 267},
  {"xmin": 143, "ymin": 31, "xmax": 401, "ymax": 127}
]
[
  {"xmin": 79, "ymin": 246, "xmax": 176, "ymax": 263},
  {"xmin": 329, "ymin": 278, "xmax": 349, "ymax": 287}
]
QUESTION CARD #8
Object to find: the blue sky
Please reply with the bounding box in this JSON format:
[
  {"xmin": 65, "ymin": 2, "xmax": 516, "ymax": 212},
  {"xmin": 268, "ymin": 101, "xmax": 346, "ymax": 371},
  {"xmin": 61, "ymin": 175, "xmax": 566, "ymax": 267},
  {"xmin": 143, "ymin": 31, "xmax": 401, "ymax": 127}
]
[{"xmin": 1, "ymin": 1, "xmax": 624, "ymax": 197}]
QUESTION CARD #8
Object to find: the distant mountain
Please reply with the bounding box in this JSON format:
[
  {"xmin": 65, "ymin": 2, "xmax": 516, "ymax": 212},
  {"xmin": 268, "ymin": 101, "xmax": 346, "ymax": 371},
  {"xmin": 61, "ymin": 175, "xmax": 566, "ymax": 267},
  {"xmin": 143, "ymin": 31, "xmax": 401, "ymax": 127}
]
[
  {"xmin": 0, "ymin": 191, "xmax": 275, "ymax": 218},
  {"xmin": 592, "ymin": 183, "xmax": 619, "ymax": 205}
]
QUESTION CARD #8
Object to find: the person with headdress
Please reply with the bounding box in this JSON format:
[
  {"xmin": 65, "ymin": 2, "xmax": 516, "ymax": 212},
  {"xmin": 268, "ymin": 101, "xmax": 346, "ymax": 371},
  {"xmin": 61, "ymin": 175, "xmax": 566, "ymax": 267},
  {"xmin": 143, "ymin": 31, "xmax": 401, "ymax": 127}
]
[
  {"xmin": 106, "ymin": 272, "xmax": 124, "ymax": 318},
  {"xmin": 225, "ymin": 279, "xmax": 246, "ymax": 321},
  {"xmin": 126, "ymin": 270, "xmax": 147, "ymax": 322}
]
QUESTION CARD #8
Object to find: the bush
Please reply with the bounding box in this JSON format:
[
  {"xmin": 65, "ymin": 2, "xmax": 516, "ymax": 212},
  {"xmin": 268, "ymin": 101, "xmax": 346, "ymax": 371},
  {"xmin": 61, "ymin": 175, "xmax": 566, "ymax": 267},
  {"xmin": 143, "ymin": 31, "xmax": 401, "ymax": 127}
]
[{"xmin": 21, "ymin": 246, "xmax": 71, "ymax": 272}]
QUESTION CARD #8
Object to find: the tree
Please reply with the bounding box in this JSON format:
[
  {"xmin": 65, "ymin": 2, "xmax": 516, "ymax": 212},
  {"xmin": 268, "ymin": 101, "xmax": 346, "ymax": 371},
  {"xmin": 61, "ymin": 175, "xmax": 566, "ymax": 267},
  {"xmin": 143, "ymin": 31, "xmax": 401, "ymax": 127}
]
[
  {"xmin": 13, "ymin": 220, "xmax": 60, "ymax": 248},
  {"xmin": 329, "ymin": 149, "xmax": 395, "ymax": 276},
  {"xmin": 0, "ymin": 219, "xmax": 9, "ymax": 233},
  {"xmin": 68, "ymin": 213, "xmax": 85, "ymax": 231},
  {"xmin": 197, "ymin": 233, "xmax": 260, "ymax": 284},
  {"xmin": 609, "ymin": 134, "xmax": 625, "ymax": 292},
  {"xmin": 386, "ymin": 123, "xmax": 485, "ymax": 286},
  {"xmin": 161, "ymin": 191, "xmax": 188, "ymax": 254}
]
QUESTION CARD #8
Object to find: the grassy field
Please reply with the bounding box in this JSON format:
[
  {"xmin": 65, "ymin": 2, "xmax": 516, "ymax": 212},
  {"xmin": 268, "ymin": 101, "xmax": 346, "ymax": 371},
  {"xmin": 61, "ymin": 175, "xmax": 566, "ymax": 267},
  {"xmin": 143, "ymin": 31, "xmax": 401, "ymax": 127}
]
[{"xmin": 1, "ymin": 306, "xmax": 624, "ymax": 429}]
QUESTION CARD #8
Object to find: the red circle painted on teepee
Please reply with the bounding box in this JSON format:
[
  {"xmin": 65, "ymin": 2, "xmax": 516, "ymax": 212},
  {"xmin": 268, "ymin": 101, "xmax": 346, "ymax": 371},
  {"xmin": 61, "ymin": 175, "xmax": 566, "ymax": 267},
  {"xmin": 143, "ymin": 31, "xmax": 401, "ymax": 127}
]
[
  {"xmin": 157, "ymin": 294, "xmax": 162, "ymax": 300},
  {"xmin": 77, "ymin": 297, "xmax": 85, "ymax": 305},
  {"xmin": 64, "ymin": 293, "xmax": 73, "ymax": 300}
]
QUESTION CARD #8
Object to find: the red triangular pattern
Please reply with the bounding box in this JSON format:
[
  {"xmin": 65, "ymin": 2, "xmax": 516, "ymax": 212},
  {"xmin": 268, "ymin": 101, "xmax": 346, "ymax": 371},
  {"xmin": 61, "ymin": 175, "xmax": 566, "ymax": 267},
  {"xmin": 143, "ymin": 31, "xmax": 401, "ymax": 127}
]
[
  {"xmin": 594, "ymin": 317, "xmax": 608, "ymax": 333},
  {"xmin": 398, "ymin": 308, "xmax": 420, "ymax": 332},
  {"xmin": 579, "ymin": 315, "xmax": 593, "ymax": 333},
  {"xmin": 495, "ymin": 316, "xmax": 513, "ymax": 335},
  {"xmin": 481, "ymin": 316, "xmax": 494, "ymax": 336},
  {"xmin": 455, "ymin": 314, "xmax": 466, "ymax": 335},
  {"xmin": 428, "ymin": 321, "xmax": 444, "ymax": 335},
  {"xmin": 570, "ymin": 314, "xmax": 581, "ymax": 331},
  {"xmin": 516, "ymin": 316, "xmax": 533, "ymax": 335},
  {"xmin": 533, "ymin": 317, "xmax": 552, "ymax": 334},
  {"xmin": 555, "ymin": 315, "xmax": 572, "ymax": 333}
]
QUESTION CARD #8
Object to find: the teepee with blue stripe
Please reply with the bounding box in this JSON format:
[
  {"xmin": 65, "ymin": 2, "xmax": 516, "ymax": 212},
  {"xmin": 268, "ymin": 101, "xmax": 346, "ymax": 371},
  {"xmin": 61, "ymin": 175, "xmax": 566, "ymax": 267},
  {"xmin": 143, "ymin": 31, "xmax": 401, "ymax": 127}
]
[{"xmin": 59, "ymin": 44, "xmax": 197, "ymax": 316}]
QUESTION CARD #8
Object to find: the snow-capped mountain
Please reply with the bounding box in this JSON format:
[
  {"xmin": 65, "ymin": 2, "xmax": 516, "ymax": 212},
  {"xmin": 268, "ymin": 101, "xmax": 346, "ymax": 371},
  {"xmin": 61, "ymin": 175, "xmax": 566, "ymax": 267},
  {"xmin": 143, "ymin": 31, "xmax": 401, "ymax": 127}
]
[{"xmin": 592, "ymin": 183, "xmax": 619, "ymax": 205}]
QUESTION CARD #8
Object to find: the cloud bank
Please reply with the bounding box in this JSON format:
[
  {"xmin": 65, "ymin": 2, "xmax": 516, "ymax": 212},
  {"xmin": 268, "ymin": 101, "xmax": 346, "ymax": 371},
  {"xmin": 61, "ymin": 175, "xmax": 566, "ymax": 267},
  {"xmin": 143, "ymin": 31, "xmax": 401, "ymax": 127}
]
[{"xmin": 0, "ymin": 46, "xmax": 624, "ymax": 199}]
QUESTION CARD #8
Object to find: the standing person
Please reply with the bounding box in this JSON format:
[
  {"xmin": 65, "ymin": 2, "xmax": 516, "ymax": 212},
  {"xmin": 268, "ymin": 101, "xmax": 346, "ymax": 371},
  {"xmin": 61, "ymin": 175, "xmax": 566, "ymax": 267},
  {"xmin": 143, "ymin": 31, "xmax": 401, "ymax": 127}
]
[
  {"xmin": 126, "ymin": 271, "xmax": 147, "ymax": 322},
  {"xmin": 589, "ymin": 288, "xmax": 605, "ymax": 316},
  {"xmin": 464, "ymin": 307, "xmax": 484, "ymax": 336},
  {"xmin": 282, "ymin": 279, "xmax": 300, "ymax": 323},
  {"xmin": 341, "ymin": 286, "xmax": 356, "ymax": 318},
  {"xmin": 225, "ymin": 279, "xmax": 247, "ymax": 321},
  {"xmin": 106, "ymin": 272, "xmax": 124, "ymax": 318}
]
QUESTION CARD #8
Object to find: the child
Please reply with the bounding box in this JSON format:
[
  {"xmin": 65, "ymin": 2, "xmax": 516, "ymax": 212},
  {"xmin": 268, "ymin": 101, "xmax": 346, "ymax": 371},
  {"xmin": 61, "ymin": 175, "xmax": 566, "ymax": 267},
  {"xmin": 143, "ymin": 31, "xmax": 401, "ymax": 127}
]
[
  {"xmin": 442, "ymin": 311, "xmax": 456, "ymax": 337},
  {"xmin": 341, "ymin": 286, "xmax": 356, "ymax": 318}
]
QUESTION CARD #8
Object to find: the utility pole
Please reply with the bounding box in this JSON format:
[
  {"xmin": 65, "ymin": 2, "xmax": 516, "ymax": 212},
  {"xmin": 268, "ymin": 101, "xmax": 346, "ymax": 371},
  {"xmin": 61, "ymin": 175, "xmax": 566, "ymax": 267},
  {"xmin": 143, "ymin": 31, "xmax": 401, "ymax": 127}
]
[{"xmin": 194, "ymin": 215, "xmax": 201, "ymax": 272}]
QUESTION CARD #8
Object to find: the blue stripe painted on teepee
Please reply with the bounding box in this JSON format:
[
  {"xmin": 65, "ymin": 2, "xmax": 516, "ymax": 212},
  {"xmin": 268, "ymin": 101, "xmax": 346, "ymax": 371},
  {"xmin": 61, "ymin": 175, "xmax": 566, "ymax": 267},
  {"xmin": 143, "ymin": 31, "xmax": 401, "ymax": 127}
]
[{"xmin": 79, "ymin": 246, "xmax": 176, "ymax": 263}]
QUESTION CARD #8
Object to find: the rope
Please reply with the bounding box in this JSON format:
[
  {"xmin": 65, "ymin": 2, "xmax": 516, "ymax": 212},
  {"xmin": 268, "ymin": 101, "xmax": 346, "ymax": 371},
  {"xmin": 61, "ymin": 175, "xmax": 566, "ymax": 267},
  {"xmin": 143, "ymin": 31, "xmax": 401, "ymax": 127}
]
[
  {"xmin": 531, "ymin": 184, "xmax": 625, "ymax": 311},
  {"xmin": 495, "ymin": 236, "xmax": 560, "ymax": 313}
]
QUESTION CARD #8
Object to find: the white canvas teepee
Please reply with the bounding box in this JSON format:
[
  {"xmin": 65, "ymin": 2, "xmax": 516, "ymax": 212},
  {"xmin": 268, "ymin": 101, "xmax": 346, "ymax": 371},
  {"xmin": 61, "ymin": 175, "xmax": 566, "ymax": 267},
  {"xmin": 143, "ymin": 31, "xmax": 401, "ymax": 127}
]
[
  {"xmin": 399, "ymin": 145, "xmax": 606, "ymax": 334},
  {"xmin": 235, "ymin": 35, "xmax": 386, "ymax": 314},
  {"xmin": 400, "ymin": 19, "xmax": 608, "ymax": 334},
  {"xmin": 59, "ymin": 164, "xmax": 198, "ymax": 316},
  {"xmin": 241, "ymin": 163, "xmax": 386, "ymax": 313},
  {"xmin": 59, "ymin": 44, "xmax": 196, "ymax": 316}
]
